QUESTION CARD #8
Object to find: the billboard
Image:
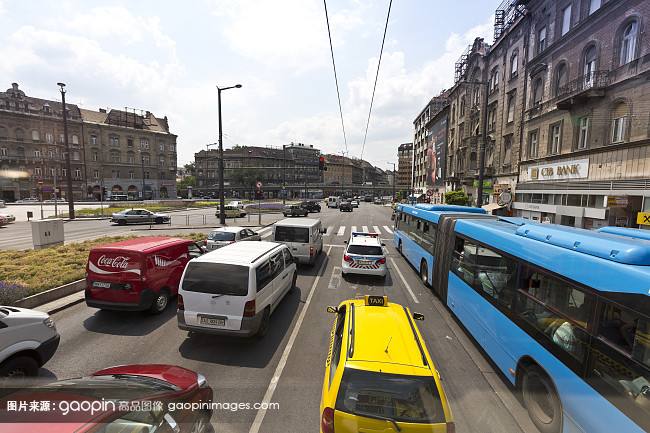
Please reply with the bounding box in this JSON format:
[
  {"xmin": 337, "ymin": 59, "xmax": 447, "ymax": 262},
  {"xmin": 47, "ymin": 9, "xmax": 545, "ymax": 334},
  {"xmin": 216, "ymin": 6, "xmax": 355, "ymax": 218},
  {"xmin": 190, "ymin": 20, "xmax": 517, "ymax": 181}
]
[{"xmin": 426, "ymin": 113, "xmax": 448, "ymax": 188}]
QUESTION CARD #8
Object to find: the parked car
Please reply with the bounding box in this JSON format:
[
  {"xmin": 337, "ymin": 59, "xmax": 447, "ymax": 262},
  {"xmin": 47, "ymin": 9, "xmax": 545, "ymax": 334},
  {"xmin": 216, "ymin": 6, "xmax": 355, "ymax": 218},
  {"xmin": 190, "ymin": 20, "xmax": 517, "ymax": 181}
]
[
  {"xmin": 14, "ymin": 197, "xmax": 39, "ymax": 204},
  {"xmin": 111, "ymin": 208, "xmax": 171, "ymax": 225},
  {"xmin": 300, "ymin": 200, "xmax": 321, "ymax": 213},
  {"xmin": 85, "ymin": 236, "xmax": 205, "ymax": 313},
  {"xmin": 350, "ymin": 200, "xmax": 359, "ymax": 208},
  {"xmin": 283, "ymin": 204, "xmax": 308, "ymax": 217},
  {"xmin": 178, "ymin": 242, "xmax": 297, "ymax": 337},
  {"xmin": 0, "ymin": 306, "xmax": 60, "ymax": 377},
  {"xmin": 374, "ymin": 198, "xmax": 383, "ymax": 205},
  {"xmin": 273, "ymin": 218, "xmax": 324, "ymax": 264},
  {"xmin": 339, "ymin": 201, "xmax": 353, "ymax": 212},
  {"xmin": 215, "ymin": 205, "xmax": 246, "ymax": 218},
  {"xmin": 0, "ymin": 213, "xmax": 15, "ymax": 223},
  {"xmin": 205, "ymin": 227, "xmax": 261, "ymax": 250},
  {"xmin": 0, "ymin": 364, "xmax": 214, "ymax": 432}
]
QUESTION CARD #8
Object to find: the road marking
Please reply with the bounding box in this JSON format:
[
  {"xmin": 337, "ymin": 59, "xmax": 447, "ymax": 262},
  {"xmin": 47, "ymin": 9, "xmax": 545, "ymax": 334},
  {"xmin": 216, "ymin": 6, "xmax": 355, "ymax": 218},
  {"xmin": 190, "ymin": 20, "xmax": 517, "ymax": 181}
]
[
  {"xmin": 362, "ymin": 225, "xmax": 368, "ymax": 232},
  {"xmin": 351, "ymin": 226, "xmax": 357, "ymax": 233},
  {"xmin": 328, "ymin": 266, "xmax": 342, "ymax": 289},
  {"xmin": 383, "ymin": 225, "xmax": 393, "ymax": 234},
  {"xmin": 249, "ymin": 245, "xmax": 332, "ymax": 433},
  {"xmin": 324, "ymin": 226, "xmax": 334, "ymax": 236},
  {"xmin": 372, "ymin": 225, "xmax": 381, "ymax": 234},
  {"xmin": 337, "ymin": 226, "xmax": 345, "ymax": 236},
  {"xmin": 324, "ymin": 244, "xmax": 345, "ymax": 248},
  {"xmin": 389, "ymin": 257, "xmax": 419, "ymax": 304}
]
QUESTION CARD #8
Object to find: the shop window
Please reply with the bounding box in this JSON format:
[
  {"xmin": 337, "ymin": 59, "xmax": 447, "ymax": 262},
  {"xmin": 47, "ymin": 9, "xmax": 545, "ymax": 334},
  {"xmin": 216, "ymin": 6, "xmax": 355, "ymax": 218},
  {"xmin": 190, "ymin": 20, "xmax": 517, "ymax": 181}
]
[{"xmin": 566, "ymin": 195, "xmax": 581, "ymax": 206}]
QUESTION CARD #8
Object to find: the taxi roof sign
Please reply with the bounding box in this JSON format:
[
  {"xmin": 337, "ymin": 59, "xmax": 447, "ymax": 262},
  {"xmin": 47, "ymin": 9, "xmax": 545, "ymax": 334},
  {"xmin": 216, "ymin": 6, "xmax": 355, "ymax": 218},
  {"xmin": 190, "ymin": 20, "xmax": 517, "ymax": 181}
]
[{"xmin": 364, "ymin": 295, "xmax": 388, "ymax": 306}]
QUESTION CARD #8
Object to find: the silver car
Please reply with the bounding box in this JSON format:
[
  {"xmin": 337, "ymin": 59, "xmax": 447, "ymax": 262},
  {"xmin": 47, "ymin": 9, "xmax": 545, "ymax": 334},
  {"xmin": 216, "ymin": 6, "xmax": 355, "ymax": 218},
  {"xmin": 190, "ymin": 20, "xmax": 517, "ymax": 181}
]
[
  {"xmin": 111, "ymin": 208, "xmax": 170, "ymax": 225},
  {"xmin": 205, "ymin": 227, "xmax": 261, "ymax": 250}
]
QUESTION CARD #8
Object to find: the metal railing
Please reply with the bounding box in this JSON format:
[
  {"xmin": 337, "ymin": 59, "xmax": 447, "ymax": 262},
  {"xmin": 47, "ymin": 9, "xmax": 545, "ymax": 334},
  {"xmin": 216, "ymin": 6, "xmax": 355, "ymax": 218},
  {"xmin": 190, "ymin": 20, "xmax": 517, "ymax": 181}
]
[{"xmin": 556, "ymin": 70, "xmax": 610, "ymax": 101}]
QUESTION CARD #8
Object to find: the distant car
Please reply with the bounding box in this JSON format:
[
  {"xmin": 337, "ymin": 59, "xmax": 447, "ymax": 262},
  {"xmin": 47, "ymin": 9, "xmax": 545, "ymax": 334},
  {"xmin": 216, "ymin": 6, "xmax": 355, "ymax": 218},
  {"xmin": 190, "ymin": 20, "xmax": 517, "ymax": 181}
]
[
  {"xmin": 205, "ymin": 227, "xmax": 261, "ymax": 250},
  {"xmin": 374, "ymin": 198, "xmax": 382, "ymax": 205},
  {"xmin": 215, "ymin": 205, "xmax": 246, "ymax": 218},
  {"xmin": 15, "ymin": 197, "xmax": 38, "ymax": 204},
  {"xmin": 350, "ymin": 200, "xmax": 359, "ymax": 208},
  {"xmin": 0, "ymin": 213, "xmax": 15, "ymax": 223},
  {"xmin": 43, "ymin": 198, "xmax": 67, "ymax": 204},
  {"xmin": 0, "ymin": 364, "xmax": 214, "ymax": 432},
  {"xmin": 283, "ymin": 204, "xmax": 309, "ymax": 217},
  {"xmin": 227, "ymin": 200, "xmax": 245, "ymax": 209},
  {"xmin": 0, "ymin": 216, "xmax": 7, "ymax": 227},
  {"xmin": 339, "ymin": 201, "xmax": 353, "ymax": 212},
  {"xmin": 300, "ymin": 200, "xmax": 321, "ymax": 213},
  {"xmin": 0, "ymin": 306, "xmax": 60, "ymax": 377},
  {"xmin": 0, "ymin": 200, "xmax": 5, "ymax": 208},
  {"xmin": 110, "ymin": 208, "xmax": 170, "ymax": 225}
]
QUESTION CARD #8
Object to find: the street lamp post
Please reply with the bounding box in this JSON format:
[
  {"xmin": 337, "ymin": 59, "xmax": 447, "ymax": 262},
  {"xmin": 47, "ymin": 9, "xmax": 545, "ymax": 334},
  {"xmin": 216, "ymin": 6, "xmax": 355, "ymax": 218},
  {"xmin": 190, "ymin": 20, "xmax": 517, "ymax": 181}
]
[
  {"xmin": 141, "ymin": 154, "xmax": 146, "ymax": 200},
  {"xmin": 217, "ymin": 84, "xmax": 242, "ymax": 225},
  {"xmin": 387, "ymin": 162, "xmax": 396, "ymax": 202},
  {"xmin": 282, "ymin": 144, "xmax": 288, "ymax": 205},
  {"xmin": 57, "ymin": 83, "xmax": 75, "ymax": 219}
]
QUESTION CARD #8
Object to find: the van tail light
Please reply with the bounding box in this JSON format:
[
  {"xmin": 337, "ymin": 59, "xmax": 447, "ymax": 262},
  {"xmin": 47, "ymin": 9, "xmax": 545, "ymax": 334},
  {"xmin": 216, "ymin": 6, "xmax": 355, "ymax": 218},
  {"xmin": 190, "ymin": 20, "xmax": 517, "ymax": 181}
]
[
  {"xmin": 177, "ymin": 294, "xmax": 184, "ymax": 311},
  {"xmin": 377, "ymin": 257, "xmax": 386, "ymax": 265},
  {"xmin": 309, "ymin": 246, "xmax": 315, "ymax": 256},
  {"xmin": 446, "ymin": 422, "xmax": 455, "ymax": 433},
  {"xmin": 243, "ymin": 300, "xmax": 256, "ymax": 317},
  {"xmin": 343, "ymin": 254, "xmax": 353, "ymax": 263},
  {"xmin": 321, "ymin": 407, "xmax": 335, "ymax": 433}
]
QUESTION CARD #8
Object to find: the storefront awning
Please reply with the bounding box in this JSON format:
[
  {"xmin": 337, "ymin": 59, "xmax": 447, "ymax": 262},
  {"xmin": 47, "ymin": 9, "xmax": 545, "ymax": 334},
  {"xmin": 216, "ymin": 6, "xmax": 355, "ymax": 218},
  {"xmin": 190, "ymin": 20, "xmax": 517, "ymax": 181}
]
[{"xmin": 482, "ymin": 203, "xmax": 505, "ymax": 212}]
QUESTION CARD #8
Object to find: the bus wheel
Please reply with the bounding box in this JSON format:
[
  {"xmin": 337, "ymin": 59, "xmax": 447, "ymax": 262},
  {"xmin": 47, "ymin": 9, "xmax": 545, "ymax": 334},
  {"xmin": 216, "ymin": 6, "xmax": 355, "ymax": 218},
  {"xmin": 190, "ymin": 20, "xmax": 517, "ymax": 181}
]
[
  {"xmin": 420, "ymin": 261, "xmax": 428, "ymax": 286},
  {"xmin": 522, "ymin": 365, "xmax": 562, "ymax": 433},
  {"xmin": 398, "ymin": 241, "xmax": 403, "ymax": 255}
]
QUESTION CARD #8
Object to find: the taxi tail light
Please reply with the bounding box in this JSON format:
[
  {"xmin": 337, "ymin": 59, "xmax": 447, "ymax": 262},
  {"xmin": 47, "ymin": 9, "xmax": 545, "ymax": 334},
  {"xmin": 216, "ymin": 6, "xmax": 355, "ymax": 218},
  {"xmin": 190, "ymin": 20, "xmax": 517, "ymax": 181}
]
[
  {"xmin": 377, "ymin": 257, "xmax": 386, "ymax": 264},
  {"xmin": 343, "ymin": 254, "xmax": 353, "ymax": 263},
  {"xmin": 243, "ymin": 300, "xmax": 256, "ymax": 317},
  {"xmin": 177, "ymin": 294, "xmax": 184, "ymax": 311},
  {"xmin": 321, "ymin": 407, "xmax": 335, "ymax": 433},
  {"xmin": 446, "ymin": 422, "xmax": 455, "ymax": 433}
]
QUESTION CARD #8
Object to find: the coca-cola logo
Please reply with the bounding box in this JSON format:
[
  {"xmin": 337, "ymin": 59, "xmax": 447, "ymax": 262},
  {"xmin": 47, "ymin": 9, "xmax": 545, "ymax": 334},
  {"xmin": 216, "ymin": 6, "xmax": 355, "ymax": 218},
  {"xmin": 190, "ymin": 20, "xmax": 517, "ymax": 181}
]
[{"xmin": 97, "ymin": 255, "xmax": 130, "ymax": 269}]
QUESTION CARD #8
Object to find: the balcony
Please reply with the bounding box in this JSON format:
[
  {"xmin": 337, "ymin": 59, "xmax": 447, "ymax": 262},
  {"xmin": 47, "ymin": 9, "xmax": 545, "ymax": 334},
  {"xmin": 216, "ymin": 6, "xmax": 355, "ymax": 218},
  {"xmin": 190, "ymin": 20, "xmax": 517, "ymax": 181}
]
[{"xmin": 556, "ymin": 71, "xmax": 609, "ymax": 110}]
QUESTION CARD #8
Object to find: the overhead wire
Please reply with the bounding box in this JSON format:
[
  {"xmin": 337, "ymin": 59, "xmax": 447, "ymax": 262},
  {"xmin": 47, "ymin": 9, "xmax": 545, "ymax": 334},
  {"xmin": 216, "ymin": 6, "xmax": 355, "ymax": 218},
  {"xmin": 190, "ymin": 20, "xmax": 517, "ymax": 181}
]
[
  {"xmin": 359, "ymin": 0, "xmax": 393, "ymax": 161},
  {"xmin": 323, "ymin": 0, "xmax": 348, "ymax": 153}
]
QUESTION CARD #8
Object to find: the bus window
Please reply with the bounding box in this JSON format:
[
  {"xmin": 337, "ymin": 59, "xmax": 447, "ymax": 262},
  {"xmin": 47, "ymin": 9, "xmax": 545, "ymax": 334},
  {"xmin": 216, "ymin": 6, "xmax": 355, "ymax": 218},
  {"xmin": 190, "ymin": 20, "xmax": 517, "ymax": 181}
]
[{"xmin": 515, "ymin": 267, "xmax": 593, "ymax": 362}]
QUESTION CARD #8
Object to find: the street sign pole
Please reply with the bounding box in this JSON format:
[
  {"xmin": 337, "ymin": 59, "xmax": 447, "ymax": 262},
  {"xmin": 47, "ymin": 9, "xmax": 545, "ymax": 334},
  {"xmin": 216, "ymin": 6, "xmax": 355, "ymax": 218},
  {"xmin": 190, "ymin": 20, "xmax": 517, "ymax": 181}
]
[{"xmin": 53, "ymin": 174, "xmax": 58, "ymax": 217}]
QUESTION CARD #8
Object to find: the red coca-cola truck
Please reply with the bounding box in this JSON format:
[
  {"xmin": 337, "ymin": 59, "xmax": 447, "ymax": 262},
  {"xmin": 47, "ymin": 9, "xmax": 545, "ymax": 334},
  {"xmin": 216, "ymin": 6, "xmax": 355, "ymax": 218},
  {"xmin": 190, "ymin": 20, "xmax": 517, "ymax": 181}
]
[{"xmin": 85, "ymin": 237, "xmax": 205, "ymax": 313}]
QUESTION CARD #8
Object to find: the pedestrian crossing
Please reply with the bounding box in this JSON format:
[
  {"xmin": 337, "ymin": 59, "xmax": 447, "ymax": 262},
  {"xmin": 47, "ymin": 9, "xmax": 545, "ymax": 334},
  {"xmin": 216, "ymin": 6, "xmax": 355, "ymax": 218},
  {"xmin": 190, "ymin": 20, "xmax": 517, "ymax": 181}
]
[{"xmin": 254, "ymin": 224, "xmax": 394, "ymax": 239}]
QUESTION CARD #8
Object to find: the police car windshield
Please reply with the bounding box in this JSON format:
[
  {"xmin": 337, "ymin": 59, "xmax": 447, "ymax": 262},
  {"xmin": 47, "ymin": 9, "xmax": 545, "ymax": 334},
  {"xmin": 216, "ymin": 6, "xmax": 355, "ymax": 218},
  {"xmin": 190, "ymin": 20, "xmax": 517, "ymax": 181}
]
[
  {"xmin": 347, "ymin": 245, "xmax": 383, "ymax": 256},
  {"xmin": 335, "ymin": 369, "xmax": 445, "ymax": 424}
]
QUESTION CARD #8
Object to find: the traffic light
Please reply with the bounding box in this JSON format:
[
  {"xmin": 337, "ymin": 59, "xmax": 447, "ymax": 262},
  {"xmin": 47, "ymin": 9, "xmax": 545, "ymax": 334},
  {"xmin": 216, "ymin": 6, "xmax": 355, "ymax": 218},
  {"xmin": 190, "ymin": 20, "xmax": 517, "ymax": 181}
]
[{"xmin": 319, "ymin": 156, "xmax": 326, "ymax": 171}]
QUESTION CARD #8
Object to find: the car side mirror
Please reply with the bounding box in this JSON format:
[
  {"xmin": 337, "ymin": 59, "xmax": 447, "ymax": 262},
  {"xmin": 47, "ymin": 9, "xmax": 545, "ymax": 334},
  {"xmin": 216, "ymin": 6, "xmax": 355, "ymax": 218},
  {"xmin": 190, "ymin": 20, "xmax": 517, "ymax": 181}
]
[
  {"xmin": 412, "ymin": 312, "xmax": 425, "ymax": 321},
  {"xmin": 344, "ymin": 240, "xmax": 348, "ymax": 244},
  {"xmin": 327, "ymin": 306, "xmax": 338, "ymax": 314},
  {"xmin": 163, "ymin": 413, "xmax": 180, "ymax": 433}
]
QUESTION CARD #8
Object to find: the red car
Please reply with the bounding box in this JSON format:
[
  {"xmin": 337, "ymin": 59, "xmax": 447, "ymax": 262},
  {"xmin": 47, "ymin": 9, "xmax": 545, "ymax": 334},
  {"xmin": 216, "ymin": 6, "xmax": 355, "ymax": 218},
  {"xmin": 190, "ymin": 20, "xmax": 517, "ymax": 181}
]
[
  {"xmin": 0, "ymin": 364, "xmax": 214, "ymax": 432},
  {"xmin": 85, "ymin": 237, "xmax": 205, "ymax": 314}
]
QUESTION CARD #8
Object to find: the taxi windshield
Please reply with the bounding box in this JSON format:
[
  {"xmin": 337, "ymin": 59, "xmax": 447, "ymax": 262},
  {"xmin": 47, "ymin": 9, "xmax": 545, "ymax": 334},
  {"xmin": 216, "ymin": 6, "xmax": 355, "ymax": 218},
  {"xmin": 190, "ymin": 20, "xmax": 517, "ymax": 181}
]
[
  {"xmin": 347, "ymin": 245, "xmax": 383, "ymax": 256},
  {"xmin": 335, "ymin": 368, "xmax": 445, "ymax": 424}
]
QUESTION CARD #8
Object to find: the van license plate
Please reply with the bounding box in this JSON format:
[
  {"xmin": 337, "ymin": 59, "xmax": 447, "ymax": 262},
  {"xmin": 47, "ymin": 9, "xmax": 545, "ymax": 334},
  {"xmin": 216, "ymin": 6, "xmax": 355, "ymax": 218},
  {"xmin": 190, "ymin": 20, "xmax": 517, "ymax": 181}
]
[
  {"xmin": 92, "ymin": 281, "xmax": 111, "ymax": 288},
  {"xmin": 200, "ymin": 317, "xmax": 225, "ymax": 326}
]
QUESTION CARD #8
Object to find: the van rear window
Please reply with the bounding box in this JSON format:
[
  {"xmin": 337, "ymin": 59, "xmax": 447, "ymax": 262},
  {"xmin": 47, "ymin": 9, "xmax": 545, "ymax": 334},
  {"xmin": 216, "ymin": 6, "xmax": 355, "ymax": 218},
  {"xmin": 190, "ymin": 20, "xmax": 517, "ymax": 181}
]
[
  {"xmin": 275, "ymin": 227, "xmax": 309, "ymax": 243},
  {"xmin": 182, "ymin": 262, "xmax": 249, "ymax": 296},
  {"xmin": 335, "ymin": 369, "xmax": 445, "ymax": 424}
]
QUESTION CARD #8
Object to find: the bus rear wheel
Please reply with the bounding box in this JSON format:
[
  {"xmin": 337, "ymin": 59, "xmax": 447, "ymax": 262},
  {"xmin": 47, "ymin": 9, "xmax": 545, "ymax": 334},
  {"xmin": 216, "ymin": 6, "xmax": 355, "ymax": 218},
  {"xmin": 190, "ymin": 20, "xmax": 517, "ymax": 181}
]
[
  {"xmin": 420, "ymin": 261, "xmax": 428, "ymax": 286},
  {"xmin": 522, "ymin": 365, "xmax": 562, "ymax": 433}
]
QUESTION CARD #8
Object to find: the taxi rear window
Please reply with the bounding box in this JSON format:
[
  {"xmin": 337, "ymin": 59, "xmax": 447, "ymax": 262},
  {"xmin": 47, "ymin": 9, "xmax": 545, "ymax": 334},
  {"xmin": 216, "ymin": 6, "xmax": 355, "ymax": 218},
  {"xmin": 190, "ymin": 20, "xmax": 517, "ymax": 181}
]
[
  {"xmin": 335, "ymin": 369, "xmax": 445, "ymax": 424},
  {"xmin": 347, "ymin": 245, "xmax": 383, "ymax": 256}
]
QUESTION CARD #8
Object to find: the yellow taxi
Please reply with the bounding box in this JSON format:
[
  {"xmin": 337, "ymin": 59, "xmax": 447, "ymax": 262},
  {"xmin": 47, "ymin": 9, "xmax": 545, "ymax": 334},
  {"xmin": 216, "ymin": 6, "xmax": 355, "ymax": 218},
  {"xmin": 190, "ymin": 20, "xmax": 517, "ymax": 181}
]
[{"xmin": 320, "ymin": 295, "xmax": 454, "ymax": 433}]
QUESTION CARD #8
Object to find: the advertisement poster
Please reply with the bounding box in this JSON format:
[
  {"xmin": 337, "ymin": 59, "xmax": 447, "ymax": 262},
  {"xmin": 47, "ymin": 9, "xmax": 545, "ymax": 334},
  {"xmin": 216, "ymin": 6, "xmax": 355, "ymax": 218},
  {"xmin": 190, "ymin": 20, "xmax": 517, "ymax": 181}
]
[{"xmin": 426, "ymin": 115, "xmax": 447, "ymax": 188}]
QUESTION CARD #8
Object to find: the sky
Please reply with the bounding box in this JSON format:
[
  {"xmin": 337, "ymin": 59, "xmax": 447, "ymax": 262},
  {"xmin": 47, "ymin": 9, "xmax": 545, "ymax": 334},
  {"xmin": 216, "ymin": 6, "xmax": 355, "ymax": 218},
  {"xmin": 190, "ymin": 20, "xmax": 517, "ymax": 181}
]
[{"xmin": 0, "ymin": 0, "xmax": 496, "ymax": 168}]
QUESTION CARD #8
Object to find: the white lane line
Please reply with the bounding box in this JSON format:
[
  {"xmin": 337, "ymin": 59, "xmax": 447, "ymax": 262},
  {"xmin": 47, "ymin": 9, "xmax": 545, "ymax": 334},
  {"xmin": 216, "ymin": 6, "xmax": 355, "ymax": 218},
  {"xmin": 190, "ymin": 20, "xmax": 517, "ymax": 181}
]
[
  {"xmin": 372, "ymin": 225, "xmax": 381, "ymax": 234},
  {"xmin": 389, "ymin": 257, "xmax": 420, "ymax": 304},
  {"xmin": 324, "ymin": 226, "xmax": 334, "ymax": 236},
  {"xmin": 362, "ymin": 225, "xmax": 368, "ymax": 232},
  {"xmin": 351, "ymin": 226, "xmax": 357, "ymax": 233},
  {"xmin": 249, "ymin": 245, "xmax": 332, "ymax": 433},
  {"xmin": 383, "ymin": 225, "xmax": 393, "ymax": 234},
  {"xmin": 324, "ymin": 244, "xmax": 345, "ymax": 248},
  {"xmin": 337, "ymin": 226, "xmax": 345, "ymax": 236}
]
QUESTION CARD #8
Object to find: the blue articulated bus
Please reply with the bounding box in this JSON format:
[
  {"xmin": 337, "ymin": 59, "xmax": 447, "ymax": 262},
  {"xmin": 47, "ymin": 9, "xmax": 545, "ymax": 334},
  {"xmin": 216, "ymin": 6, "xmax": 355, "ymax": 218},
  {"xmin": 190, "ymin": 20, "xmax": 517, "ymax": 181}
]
[{"xmin": 394, "ymin": 204, "xmax": 650, "ymax": 433}]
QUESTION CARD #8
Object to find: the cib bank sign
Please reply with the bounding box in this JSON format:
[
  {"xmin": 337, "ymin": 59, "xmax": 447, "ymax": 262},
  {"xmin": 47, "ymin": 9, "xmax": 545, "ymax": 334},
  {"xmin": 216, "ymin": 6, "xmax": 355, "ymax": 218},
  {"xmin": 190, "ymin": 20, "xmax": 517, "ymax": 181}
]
[{"xmin": 525, "ymin": 159, "xmax": 589, "ymax": 181}]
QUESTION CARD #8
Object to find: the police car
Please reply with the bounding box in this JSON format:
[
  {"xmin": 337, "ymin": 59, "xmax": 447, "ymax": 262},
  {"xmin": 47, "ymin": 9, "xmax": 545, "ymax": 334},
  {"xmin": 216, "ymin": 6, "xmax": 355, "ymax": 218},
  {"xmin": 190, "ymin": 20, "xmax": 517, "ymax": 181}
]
[
  {"xmin": 342, "ymin": 232, "xmax": 387, "ymax": 278},
  {"xmin": 320, "ymin": 295, "xmax": 454, "ymax": 433}
]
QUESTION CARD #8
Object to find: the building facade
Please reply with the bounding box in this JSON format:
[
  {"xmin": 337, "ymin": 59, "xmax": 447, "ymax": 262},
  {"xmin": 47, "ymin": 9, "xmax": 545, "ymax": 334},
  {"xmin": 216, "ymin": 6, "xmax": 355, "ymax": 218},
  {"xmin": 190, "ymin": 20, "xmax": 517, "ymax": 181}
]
[
  {"xmin": 81, "ymin": 108, "xmax": 178, "ymax": 200},
  {"xmin": 413, "ymin": 94, "xmax": 449, "ymax": 193},
  {"xmin": 515, "ymin": 0, "xmax": 650, "ymax": 229},
  {"xmin": 425, "ymin": 107, "xmax": 449, "ymax": 203},
  {"xmin": 322, "ymin": 154, "xmax": 362, "ymax": 188},
  {"xmin": 397, "ymin": 142, "xmax": 413, "ymax": 193},
  {"xmin": 0, "ymin": 83, "xmax": 177, "ymax": 201}
]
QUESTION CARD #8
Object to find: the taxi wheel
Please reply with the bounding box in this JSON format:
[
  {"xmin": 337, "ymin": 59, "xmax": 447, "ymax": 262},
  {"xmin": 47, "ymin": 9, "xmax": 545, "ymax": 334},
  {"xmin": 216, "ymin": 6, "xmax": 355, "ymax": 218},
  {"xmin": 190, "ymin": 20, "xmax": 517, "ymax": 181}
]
[
  {"xmin": 522, "ymin": 365, "xmax": 562, "ymax": 433},
  {"xmin": 256, "ymin": 308, "xmax": 271, "ymax": 338}
]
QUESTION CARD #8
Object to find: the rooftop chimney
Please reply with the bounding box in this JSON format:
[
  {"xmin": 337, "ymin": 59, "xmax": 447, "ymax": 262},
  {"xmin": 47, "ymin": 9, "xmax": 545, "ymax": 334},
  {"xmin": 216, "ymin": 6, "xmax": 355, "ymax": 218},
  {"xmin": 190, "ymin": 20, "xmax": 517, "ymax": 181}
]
[{"xmin": 99, "ymin": 108, "xmax": 107, "ymax": 113}]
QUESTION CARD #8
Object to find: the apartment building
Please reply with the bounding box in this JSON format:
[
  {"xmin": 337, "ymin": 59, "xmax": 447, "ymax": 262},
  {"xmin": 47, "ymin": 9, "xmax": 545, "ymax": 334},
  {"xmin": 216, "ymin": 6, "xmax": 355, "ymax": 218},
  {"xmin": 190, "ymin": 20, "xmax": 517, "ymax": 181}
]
[{"xmin": 397, "ymin": 142, "xmax": 413, "ymax": 194}]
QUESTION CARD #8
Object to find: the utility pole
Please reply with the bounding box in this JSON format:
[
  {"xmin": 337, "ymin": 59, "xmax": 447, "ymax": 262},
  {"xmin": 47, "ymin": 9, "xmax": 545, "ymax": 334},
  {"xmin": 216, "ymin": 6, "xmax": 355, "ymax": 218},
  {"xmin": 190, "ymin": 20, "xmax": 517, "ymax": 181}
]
[
  {"xmin": 58, "ymin": 83, "xmax": 75, "ymax": 219},
  {"xmin": 216, "ymin": 84, "xmax": 242, "ymax": 225},
  {"xmin": 387, "ymin": 162, "xmax": 396, "ymax": 203}
]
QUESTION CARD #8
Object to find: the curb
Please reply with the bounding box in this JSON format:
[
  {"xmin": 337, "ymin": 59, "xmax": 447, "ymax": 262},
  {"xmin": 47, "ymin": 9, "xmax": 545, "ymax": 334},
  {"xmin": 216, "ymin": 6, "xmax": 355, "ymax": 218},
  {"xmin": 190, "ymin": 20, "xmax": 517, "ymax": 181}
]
[
  {"xmin": 45, "ymin": 296, "xmax": 85, "ymax": 315},
  {"xmin": 15, "ymin": 279, "xmax": 85, "ymax": 310}
]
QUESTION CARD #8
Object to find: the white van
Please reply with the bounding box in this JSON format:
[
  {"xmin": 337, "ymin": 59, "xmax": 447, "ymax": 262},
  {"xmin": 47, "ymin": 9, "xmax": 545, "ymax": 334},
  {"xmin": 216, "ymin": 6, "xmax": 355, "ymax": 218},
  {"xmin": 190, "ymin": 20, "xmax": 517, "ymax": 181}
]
[
  {"xmin": 326, "ymin": 196, "xmax": 341, "ymax": 208},
  {"xmin": 177, "ymin": 242, "xmax": 297, "ymax": 337},
  {"xmin": 273, "ymin": 218, "xmax": 324, "ymax": 265}
]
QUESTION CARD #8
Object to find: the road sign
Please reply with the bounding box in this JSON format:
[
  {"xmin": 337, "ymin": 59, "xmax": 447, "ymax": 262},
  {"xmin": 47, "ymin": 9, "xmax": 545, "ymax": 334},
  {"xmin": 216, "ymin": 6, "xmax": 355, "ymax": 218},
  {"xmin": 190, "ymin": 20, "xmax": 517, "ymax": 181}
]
[
  {"xmin": 426, "ymin": 190, "xmax": 433, "ymax": 196},
  {"xmin": 256, "ymin": 181, "xmax": 263, "ymax": 189},
  {"xmin": 637, "ymin": 212, "xmax": 650, "ymax": 226}
]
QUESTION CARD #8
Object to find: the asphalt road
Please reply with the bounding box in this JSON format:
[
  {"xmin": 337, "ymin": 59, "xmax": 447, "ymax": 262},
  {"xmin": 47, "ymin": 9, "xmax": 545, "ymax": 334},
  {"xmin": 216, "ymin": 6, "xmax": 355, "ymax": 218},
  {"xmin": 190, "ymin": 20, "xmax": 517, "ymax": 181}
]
[
  {"xmin": 0, "ymin": 207, "xmax": 283, "ymax": 250},
  {"xmin": 40, "ymin": 203, "xmax": 539, "ymax": 433}
]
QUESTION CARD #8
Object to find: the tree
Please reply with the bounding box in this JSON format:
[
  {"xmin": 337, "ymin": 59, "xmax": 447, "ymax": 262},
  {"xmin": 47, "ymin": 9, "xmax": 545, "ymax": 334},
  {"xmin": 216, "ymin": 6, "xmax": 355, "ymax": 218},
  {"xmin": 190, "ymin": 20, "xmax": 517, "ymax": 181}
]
[
  {"xmin": 183, "ymin": 162, "xmax": 196, "ymax": 176},
  {"xmin": 444, "ymin": 189, "xmax": 470, "ymax": 206},
  {"xmin": 177, "ymin": 175, "xmax": 196, "ymax": 190}
]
